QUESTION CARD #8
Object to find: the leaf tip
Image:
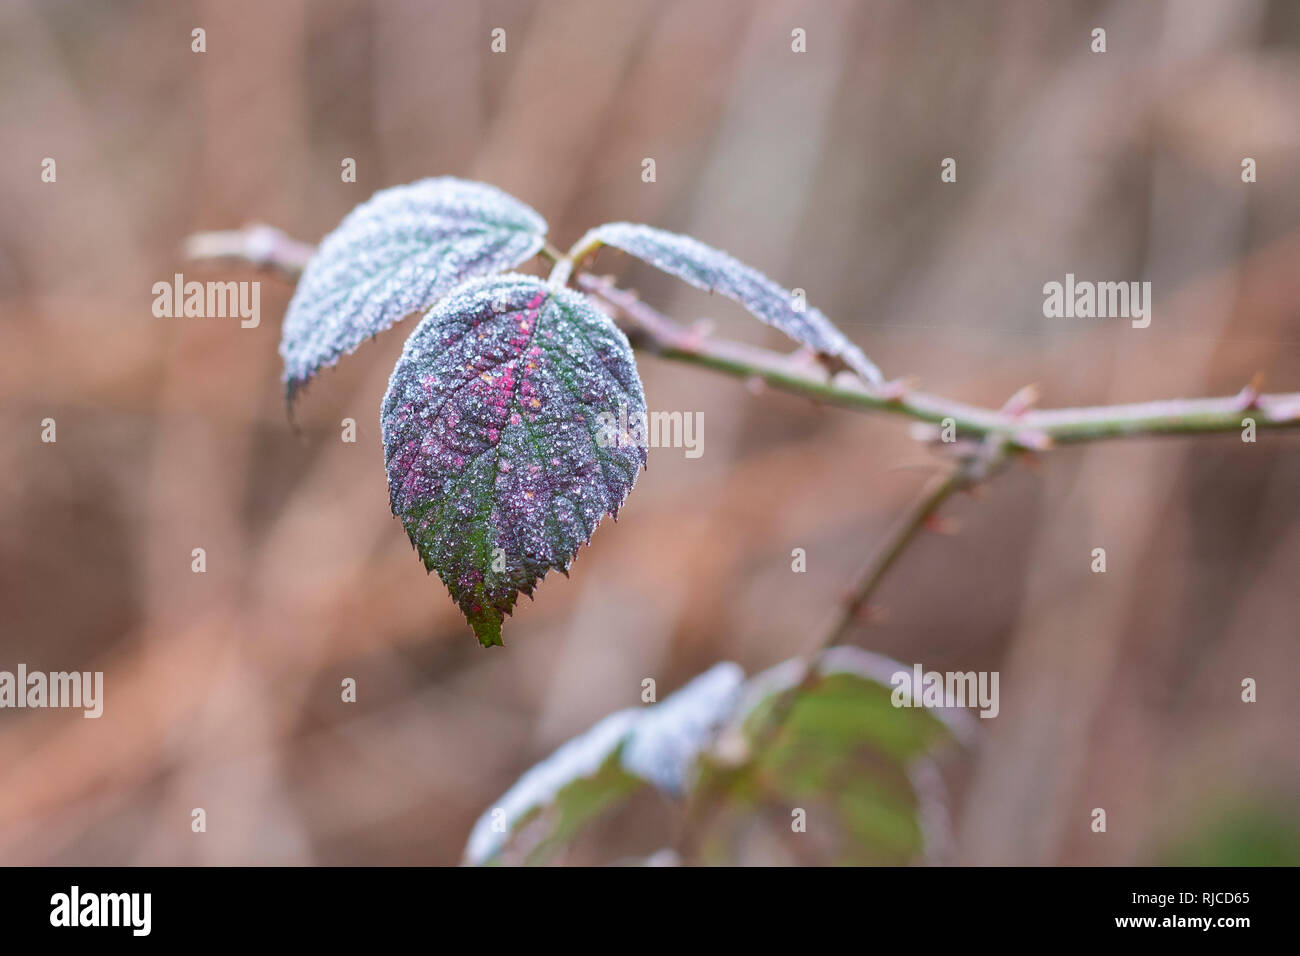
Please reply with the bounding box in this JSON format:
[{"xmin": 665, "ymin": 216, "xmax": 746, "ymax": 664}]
[{"xmin": 471, "ymin": 612, "xmax": 505, "ymax": 648}]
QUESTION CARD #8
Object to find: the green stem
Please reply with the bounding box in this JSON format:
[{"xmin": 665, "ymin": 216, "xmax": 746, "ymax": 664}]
[
  {"xmin": 565, "ymin": 230, "xmax": 607, "ymax": 271},
  {"xmin": 577, "ymin": 274, "xmax": 1300, "ymax": 448},
  {"xmin": 546, "ymin": 255, "xmax": 574, "ymax": 288}
]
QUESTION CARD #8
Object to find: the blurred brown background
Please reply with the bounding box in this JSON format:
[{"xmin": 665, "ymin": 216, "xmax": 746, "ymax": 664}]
[{"xmin": 2, "ymin": 0, "xmax": 1299, "ymax": 865}]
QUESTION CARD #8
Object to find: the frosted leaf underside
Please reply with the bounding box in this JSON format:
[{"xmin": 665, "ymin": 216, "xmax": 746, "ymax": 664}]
[
  {"xmin": 463, "ymin": 663, "xmax": 744, "ymax": 865},
  {"xmin": 280, "ymin": 177, "xmax": 547, "ymax": 400},
  {"xmin": 581, "ymin": 222, "xmax": 884, "ymax": 385},
  {"xmin": 381, "ymin": 275, "xmax": 646, "ymax": 647}
]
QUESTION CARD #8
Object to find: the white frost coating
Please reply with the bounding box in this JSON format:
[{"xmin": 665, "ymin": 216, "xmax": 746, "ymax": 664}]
[
  {"xmin": 621, "ymin": 661, "xmax": 744, "ymax": 794},
  {"xmin": 463, "ymin": 662, "xmax": 744, "ymax": 865},
  {"xmin": 280, "ymin": 177, "xmax": 547, "ymax": 400},
  {"xmin": 380, "ymin": 273, "xmax": 646, "ymax": 647},
  {"xmin": 581, "ymin": 222, "xmax": 885, "ymax": 385},
  {"xmin": 907, "ymin": 756, "xmax": 955, "ymax": 865},
  {"xmin": 462, "ymin": 708, "xmax": 637, "ymax": 866},
  {"xmin": 731, "ymin": 656, "xmax": 805, "ymax": 717}
]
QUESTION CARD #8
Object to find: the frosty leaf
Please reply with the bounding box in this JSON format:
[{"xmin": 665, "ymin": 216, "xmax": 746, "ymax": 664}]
[
  {"xmin": 691, "ymin": 648, "xmax": 967, "ymax": 865},
  {"xmin": 465, "ymin": 711, "xmax": 640, "ymax": 867},
  {"xmin": 576, "ymin": 222, "xmax": 884, "ymax": 385},
  {"xmin": 382, "ymin": 274, "xmax": 646, "ymax": 647},
  {"xmin": 464, "ymin": 663, "xmax": 744, "ymax": 865},
  {"xmin": 280, "ymin": 177, "xmax": 547, "ymax": 401},
  {"xmin": 621, "ymin": 661, "xmax": 746, "ymax": 795}
]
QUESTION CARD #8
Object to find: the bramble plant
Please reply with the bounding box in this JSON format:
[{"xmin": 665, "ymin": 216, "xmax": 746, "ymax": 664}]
[
  {"xmin": 271, "ymin": 177, "xmax": 889, "ymax": 647},
  {"xmin": 189, "ymin": 176, "xmax": 1300, "ymax": 865}
]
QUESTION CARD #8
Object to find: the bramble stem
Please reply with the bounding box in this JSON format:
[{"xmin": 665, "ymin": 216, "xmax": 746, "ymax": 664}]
[
  {"xmin": 182, "ymin": 225, "xmax": 316, "ymax": 277},
  {"xmin": 181, "ymin": 225, "xmax": 1300, "ymax": 447},
  {"xmin": 818, "ymin": 463, "xmax": 974, "ymax": 653},
  {"xmin": 546, "ymin": 254, "xmax": 574, "ymax": 288},
  {"xmin": 577, "ymin": 274, "xmax": 1300, "ymax": 447},
  {"xmin": 565, "ymin": 230, "xmax": 607, "ymax": 273},
  {"xmin": 735, "ymin": 461, "xmax": 977, "ymax": 764}
]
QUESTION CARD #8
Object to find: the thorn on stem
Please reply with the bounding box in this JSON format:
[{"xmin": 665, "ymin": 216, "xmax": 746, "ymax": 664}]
[
  {"xmin": 789, "ymin": 346, "xmax": 823, "ymax": 371},
  {"xmin": 1235, "ymin": 372, "xmax": 1265, "ymax": 411},
  {"xmin": 923, "ymin": 514, "xmax": 961, "ymax": 535},
  {"xmin": 881, "ymin": 377, "xmax": 916, "ymax": 402},
  {"xmin": 841, "ymin": 598, "xmax": 888, "ymax": 625},
  {"xmin": 863, "ymin": 604, "xmax": 889, "ymax": 625},
  {"xmin": 1001, "ymin": 383, "xmax": 1041, "ymax": 417},
  {"xmin": 681, "ymin": 319, "xmax": 712, "ymax": 352},
  {"xmin": 1011, "ymin": 429, "xmax": 1053, "ymax": 451}
]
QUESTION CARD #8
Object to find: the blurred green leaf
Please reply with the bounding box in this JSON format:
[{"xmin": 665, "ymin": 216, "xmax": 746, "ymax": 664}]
[
  {"xmin": 690, "ymin": 648, "xmax": 966, "ymax": 865},
  {"xmin": 464, "ymin": 650, "xmax": 966, "ymax": 865}
]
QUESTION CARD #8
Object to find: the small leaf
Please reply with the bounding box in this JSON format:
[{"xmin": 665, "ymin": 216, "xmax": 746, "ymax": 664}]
[
  {"xmin": 576, "ymin": 222, "xmax": 884, "ymax": 385},
  {"xmin": 280, "ymin": 177, "xmax": 547, "ymax": 401},
  {"xmin": 382, "ymin": 274, "xmax": 646, "ymax": 646},
  {"xmin": 464, "ymin": 663, "xmax": 743, "ymax": 865}
]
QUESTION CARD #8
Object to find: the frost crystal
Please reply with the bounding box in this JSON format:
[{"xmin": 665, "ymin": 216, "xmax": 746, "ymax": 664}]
[
  {"xmin": 280, "ymin": 177, "xmax": 547, "ymax": 401},
  {"xmin": 381, "ymin": 275, "xmax": 646, "ymax": 646},
  {"xmin": 621, "ymin": 661, "xmax": 744, "ymax": 793},
  {"xmin": 578, "ymin": 222, "xmax": 884, "ymax": 385},
  {"xmin": 463, "ymin": 662, "xmax": 743, "ymax": 865}
]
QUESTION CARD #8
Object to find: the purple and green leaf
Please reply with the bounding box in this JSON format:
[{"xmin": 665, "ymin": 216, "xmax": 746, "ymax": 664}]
[
  {"xmin": 381, "ymin": 275, "xmax": 646, "ymax": 647},
  {"xmin": 280, "ymin": 177, "xmax": 547, "ymax": 402},
  {"xmin": 576, "ymin": 222, "xmax": 884, "ymax": 385}
]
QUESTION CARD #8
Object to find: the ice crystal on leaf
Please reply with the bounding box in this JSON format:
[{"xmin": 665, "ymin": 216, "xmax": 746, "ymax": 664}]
[{"xmin": 382, "ymin": 275, "xmax": 646, "ymax": 647}]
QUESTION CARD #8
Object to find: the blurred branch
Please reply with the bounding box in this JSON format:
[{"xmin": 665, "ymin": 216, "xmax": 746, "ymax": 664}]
[
  {"xmin": 184, "ymin": 225, "xmax": 316, "ymax": 277},
  {"xmin": 731, "ymin": 459, "xmax": 984, "ymax": 775},
  {"xmin": 818, "ymin": 463, "xmax": 975, "ymax": 653}
]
